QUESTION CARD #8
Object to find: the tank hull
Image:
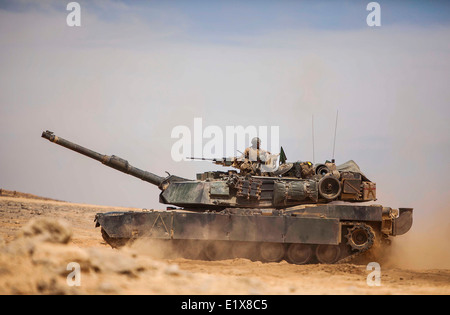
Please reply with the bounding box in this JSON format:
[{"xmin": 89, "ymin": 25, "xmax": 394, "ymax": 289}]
[{"xmin": 95, "ymin": 204, "xmax": 413, "ymax": 264}]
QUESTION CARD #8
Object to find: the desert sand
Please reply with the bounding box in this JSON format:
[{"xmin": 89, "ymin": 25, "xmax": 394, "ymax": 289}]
[{"xmin": 0, "ymin": 190, "xmax": 449, "ymax": 295}]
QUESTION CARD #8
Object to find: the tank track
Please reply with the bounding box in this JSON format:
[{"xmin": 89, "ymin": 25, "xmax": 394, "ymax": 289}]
[{"xmin": 101, "ymin": 221, "xmax": 379, "ymax": 265}]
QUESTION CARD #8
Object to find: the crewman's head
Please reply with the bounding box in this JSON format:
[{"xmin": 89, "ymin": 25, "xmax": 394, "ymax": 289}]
[{"xmin": 251, "ymin": 137, "xmax": 261, "ymax": 148}]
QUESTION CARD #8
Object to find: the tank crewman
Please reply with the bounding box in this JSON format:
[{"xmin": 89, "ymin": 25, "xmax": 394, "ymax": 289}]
[{"xmin": 237, "ymin": 137, "xmax": 272, "ymax": 175}]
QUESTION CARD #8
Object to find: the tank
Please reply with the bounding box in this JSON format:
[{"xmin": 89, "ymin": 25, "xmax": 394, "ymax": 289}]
[{"xmin": 41, "ymin": 130, "xmax": 413, "ymax": 264}]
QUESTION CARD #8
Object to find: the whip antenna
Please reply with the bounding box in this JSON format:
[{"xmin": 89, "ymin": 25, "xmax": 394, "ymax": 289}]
[
  {"xmin": 312, "ymin": 115, "xmax": 315, "ymax": 164},
  {"xmin": 332, "ymin": 110, "xmax": 339, "ymax": 162}
]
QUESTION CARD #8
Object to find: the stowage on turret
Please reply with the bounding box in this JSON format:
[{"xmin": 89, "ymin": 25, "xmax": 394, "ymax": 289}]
[{"xmin": 41, "ymin": 130, "xmax": 413, "ymax": 264}]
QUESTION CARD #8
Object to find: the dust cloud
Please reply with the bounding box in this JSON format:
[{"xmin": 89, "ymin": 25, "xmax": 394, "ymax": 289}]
[{"xmin": 387, "ymin": 206, "xmax": 450, "ymax": 269}]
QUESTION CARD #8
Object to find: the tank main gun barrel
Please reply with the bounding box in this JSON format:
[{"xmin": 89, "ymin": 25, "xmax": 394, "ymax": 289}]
[{"xmin": 41, "ymin": 130, "xmax": 165, "ymax": 187}]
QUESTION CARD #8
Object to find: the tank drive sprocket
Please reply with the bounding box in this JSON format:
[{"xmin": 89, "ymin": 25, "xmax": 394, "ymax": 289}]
[{"xmin": 345, "ymin": 223, "xmax": 375, "ymax": 252}]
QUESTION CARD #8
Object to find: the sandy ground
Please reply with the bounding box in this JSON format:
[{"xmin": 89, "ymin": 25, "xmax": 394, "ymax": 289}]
[{"xmin": 0, "ymin": 190, "xmax": 449, "ymax": 295}]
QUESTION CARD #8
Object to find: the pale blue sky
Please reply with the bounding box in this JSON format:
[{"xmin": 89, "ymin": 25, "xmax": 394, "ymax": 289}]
[{"xmin": 2, "ymin": 0, "xmax": 450, "ymax": 34}]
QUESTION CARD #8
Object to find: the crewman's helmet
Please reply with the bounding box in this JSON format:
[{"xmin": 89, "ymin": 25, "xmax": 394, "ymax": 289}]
[{"xmin": 251, "ymin": 137, "xmax": 261, "ymax": 147}]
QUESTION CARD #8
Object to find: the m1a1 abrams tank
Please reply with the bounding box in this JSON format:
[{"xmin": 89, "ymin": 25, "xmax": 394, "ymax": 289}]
[{"xmin": 41, "ymin": 130, "xmax": 413, "ymax": 264}]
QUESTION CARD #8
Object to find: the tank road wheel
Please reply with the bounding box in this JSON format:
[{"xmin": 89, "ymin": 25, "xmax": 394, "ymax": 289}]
[
  {"xmin": 259, "ymin": 242, "xmax": 285, "ymax": 262},
  {"xmin": 315, "ymin": 244, "xmax": 341, "ymax": 264},
  {"xmin": 286, "ymin": 244, "xmax": 313, "ymax": 265},
  {"xmin": 231, "ymin": 242, "xmax": 258, "ymax": 260},
  {"xmin": 178, "ymin": 240, "xmax": 204, "ymax": 259},
  {"xmin": 204, "ymin": 241, "xmax": 231, "ymax": 261},
  {"xmin": 345, "ymin": 223, "xmax": 376, "ymax": 252}
]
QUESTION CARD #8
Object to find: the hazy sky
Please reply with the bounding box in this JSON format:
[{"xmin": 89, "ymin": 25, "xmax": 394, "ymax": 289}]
[{"xmin": 0, "ymin": 0, "xmax": 449, "ymax": 229}]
